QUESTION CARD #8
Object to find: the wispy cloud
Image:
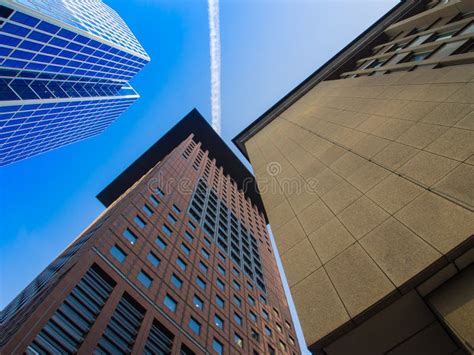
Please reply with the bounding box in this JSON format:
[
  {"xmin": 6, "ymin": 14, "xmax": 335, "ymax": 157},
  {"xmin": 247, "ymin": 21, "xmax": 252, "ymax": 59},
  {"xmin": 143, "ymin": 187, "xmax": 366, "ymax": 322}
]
[{"xmin": 208, "ymin": 0, "xmax": 221, "ymax": 136}]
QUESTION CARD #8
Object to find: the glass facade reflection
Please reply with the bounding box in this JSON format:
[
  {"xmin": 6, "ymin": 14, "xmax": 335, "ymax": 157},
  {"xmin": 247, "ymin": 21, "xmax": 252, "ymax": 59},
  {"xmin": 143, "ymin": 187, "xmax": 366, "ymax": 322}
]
[{"xmin": 0, "ymin": 1, "xmax": 150, "ymax": 166}]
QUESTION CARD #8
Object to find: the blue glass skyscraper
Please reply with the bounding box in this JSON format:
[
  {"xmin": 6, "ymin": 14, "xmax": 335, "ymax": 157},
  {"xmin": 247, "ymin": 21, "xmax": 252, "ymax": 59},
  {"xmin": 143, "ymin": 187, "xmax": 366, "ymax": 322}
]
[{"xmin": 0, "ymin": 0, "xmax": 150, "ymax": 166}]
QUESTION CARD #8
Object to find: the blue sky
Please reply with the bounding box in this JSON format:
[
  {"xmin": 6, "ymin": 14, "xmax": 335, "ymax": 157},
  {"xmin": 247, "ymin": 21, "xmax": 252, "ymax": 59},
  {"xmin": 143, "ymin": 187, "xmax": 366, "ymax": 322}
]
[{"xmin": 0, "ymin": 0, "xmax": 397, "ymax": 352}]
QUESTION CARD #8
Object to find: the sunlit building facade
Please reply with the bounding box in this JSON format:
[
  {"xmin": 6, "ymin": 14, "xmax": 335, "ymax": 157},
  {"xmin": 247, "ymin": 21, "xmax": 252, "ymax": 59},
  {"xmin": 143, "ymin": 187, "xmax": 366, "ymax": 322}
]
[
  {"xmin": 0, "ymin": 0, "xmax": 150, "ymax": 166},
  {"xmin": 0, "ymin": 110, "xmax": 300, "ymax": 355},
  {"xmin": 235, "ymin": 0, "xmax": 473, "ymax": 354}
]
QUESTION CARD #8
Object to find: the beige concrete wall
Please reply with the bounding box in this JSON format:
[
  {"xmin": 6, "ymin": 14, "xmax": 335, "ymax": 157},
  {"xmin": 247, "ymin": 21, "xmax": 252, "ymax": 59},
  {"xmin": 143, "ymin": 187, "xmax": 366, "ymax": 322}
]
[{"xmin": 244, "ymin": 64, "xmax": 474, "ymax": 349}]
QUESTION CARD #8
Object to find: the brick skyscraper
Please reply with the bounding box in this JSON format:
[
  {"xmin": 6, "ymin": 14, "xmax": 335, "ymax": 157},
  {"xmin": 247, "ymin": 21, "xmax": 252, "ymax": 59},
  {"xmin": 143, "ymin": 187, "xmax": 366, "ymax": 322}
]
[{"xmin": 0, "ymin": 110, "xmax": 300, "ymax": 355}]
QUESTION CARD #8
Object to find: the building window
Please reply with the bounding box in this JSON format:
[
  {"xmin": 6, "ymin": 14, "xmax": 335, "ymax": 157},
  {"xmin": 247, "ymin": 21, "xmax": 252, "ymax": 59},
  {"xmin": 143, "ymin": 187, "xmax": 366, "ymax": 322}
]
[
  {"xmin": 212, "ymin": 338, "xmax": 223, "ymax": 355},
  {"xmin": 279, "ymin": 341, "xmax": 286, "ymax": 351},
  {"xmin": 189, "ymin": 317, "xmax": 201, "ymax": 335},
  {"xmin": 134, "ymin": 215, "xmax": 146, "ymax": 229},
  {"xmin": 248, "ymin": 295, "xmax": 255, "ymax": 306},
  {"xmin": 262, "ymin": 309, "xmax": 269, "ymax": 320},
  {"xmin": 232, "ymin": 267, "xmax": 240, "ymax": 276},
  {"xmin": 167, "ymin": 214, "xmax": 177, "ymax": 225},
  {"xmin": 143, "ymin": 204, "xmax": 153, "ymax": 217},
  {"xmin": 123, "ymin": 229, "xmax": 137, "ymax": 245},
  {"xmin": 249, "ymin": 311, "xmax": 257, "ymax": 322},
  {"xmin": 149, "ymin": 195, "xmax": 159, "ymax": 206},
  {"xmin": 176, "ymin": 257, "xmax": 187, "ymax": 271},
  {"xmin": 164, "ymin": 294, "xmax": 177, "ymax": 312},
  {"xmin": 289, "ymin": 336, "xmax": 295, "ymax": 346},
  {"xmin": 184, "ymin": 231, "xmax": 194, "ymax": 243},
  {"xmin": 162, "ymin": 224, "xmax": 172, "ymax": 237},
  {"xmin": 156, "ymin": 187, "xmax": 165, "ymax": 197},
  {"xmin": 203, "ymin": 237, "xmax": 212, "ymax": 247},
  {"xmin": 147, "ymin": 252, "xmax": 160, "ymax": 267},
  {"xmin": 188, "ymin": 221, "xmax": 196, "ymax": 231},
  {"xmin": 259, "ymin": 295, "xmax": 267, "ymax": 304},
  {"xmin": 193, "ymin": 294, "xmax": 204, "ymax": 310},
  {"xmin": 196, "ymin": 276, "xmax": 206, "ymax": 290},
  {"xmin": 233, "ymin": 280, "xmax": 241, "ymax": 290},
  {"xmin": 233, "ymin": 295, "xmax": 242, "ymax": 307},
  {"xmin": 214, "ymin": 314, "xmax": 224, "ymax": 330},
  {"xmin": 181, "ymin": 243, "xmax": 191, "ymax": 255},
  {"xmin": 234, "ymin": 333, "xmax": 243, "ymax": 348},
  {"xmin": 217, "ymin": 251, "xmax": 226, "ymax": 261},
  {"xmin": 276, "ymin": 323, "xmax": 282, "ymax": 332},
  {"xmin": 234, "ymin": 312, "xmax": 242, "ymax": 325},
  {"xmin": 216, "ymin": 294, "xmax": 225, "ymax": 309},
  {"xmin": 216, "ymin": 278, "xmax": 225, "ymax": 291},
  {"xmin": 172, "ymin": 204, "xmax": 181, "ymax": 214},
  {"xmin": 201, "ymin": 248, "xmax": 210, "ymax": 259},
  {"xmin": 156, "ymin": 236, "xmax": 167, "ymax": 250},
  {"xmin": 285, "ymin": 320, "xmax": 292, "ymax": 329},
  {"xmin": 110, "ymin": 245, "xmax": 127, "ymax": 263},
  {"xmin": 268, "ymin": 345, "xmax": 276, "ymax": 355},
  {"xmin": 246, "ymin": 281, "xmax": 253, "ymax": 290},
  {"xmin": 251, "ymin": 329, "xmax": 259, "ymax": 342},
  {"xmin": 171, "ymin": 274, "xmax": 183, "ymax": 289},
  {"xmin": 217, "ymin": 265, "xmax": 225, "ymax": 275},
  {"xmin": 264, "ymin": 326, "xmax": 272, "ymax": 336},
  {"xmin": 138, "ymin": 270, "xmax": 152, "ymax": 288},
  {"xmin": 198, "ymin": 260, "xmax": 208, "ymax": 273}
]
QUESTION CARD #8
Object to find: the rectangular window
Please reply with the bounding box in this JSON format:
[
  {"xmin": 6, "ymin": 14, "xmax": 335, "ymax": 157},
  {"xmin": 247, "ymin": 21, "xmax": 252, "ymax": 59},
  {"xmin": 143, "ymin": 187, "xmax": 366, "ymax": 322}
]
[
  {"xmin": 138, "ymin": 270, "xmax": 152, "ymax": 288},
  {"xmin": 176, "ymin": 257, "xmax": 187, "ymax": 271},
  {"xmin": 233, "ymin": 280, "xmax": 241, "ymax": 290},
  {"xmin": 234, "ymin": 333, "xmax": 243, "ymax": 348},
  {"xmin": 156, "ymin": 187, "xmax": 165, "ymax": 197},
  {"xmin": 147, "ymin": 252, "xmax": 160, "ymax": 267},
  {"xmin": 193, "ymin": 294, "xmax": 204, "ymax": 310},
  {"xmin": 123, "ymin": 229, "xmax": 137, "ymax": 245},
  {"xmin": 214, "ymin": 314, "xmax": 224, "ymax": 329},
  {"xmin": 188, "ymin": 221, "xmax": 196, "ymax": 231},
  {"xmin": 249, "ymin": 311, "xmax": 257, "ymax": 322},
  {"xmin": 162, "ymin": 224, "xmax": 172, "ymax": 237},
  {"xmin": 216, "ymin": 278, "xmax": 225, "ymax": 291},
  {"xmin": 143, "ymin": 204, "xmax": 153, "ymax": 217},
  {"xmin": 199, "ymin": 261, "xmax": 208, "ymax": 274},
  {"xmin": 233, "ymin": 295, "xmax": 242, "ymax": 307},
  {"xmin": 196, "ymin": 276, "xmax": 206, "ymax": 290},
  {"xmin": 217, "ymin": 265, "xmax": 225, "ymax": 275},
  {"xmin": 189, "ymin": 317, "xmax": 201, "ymax": 335},
  {"xmin": 164, "ymin": 294, "xmax": 177, "ymax": 312},
  {"xmin": 184, "ymin": 231, "xmax": 194, "ymax": 243},
  {"xmin": 181, "ymin": 243, "xmax": 191, "ymax": 255},
  {"xmin": 156, "ymin": 236, "xmax": 167, "ymax": 250},
  {"xmin": 248, "ymin": 295, "xmax": 255, "ymax": 306},
  {"xmin": 216, "ymin": 295, "xmax": 224, "ymax": 309},
  {"xmin": 172, "ymin": 204, "xmax": 181, "ymax": 214},
  {"xmin": 234, "ymin": 312, "xmax": 242, "ymax": 325},
  {"xmin": 264, "ymin": 326, "xmax": 272, "ymax": 336},
  {"xmin": 171, "ymin": 274, "xmax": 183, "ymax": 289},
  {"xmin": 149, "ymin": 195, "xmax": 159, "ymax": 206},
  {"xmin": 110, "ymin": 245, "xmax": 126, "ymax": 263},
  {"xmin": 201, "ymin": 248, "xmax": 210, "ymax": 259},
  {"xmin": 212, "ymin": 338, "xmax": 223, "ymax": 355},
  {"xmin": 167, "ymin": 214, "xmax": 177, "ymax": 225},
  {"xmin": 134, "ymin": 215, "xmax": 146, "ymax": 229}
]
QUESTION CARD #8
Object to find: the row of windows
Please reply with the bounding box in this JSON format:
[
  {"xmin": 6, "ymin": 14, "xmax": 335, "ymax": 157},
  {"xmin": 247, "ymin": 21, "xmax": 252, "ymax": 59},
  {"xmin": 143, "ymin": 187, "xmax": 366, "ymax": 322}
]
[{"xmin": 344, "ymin": 11, "xmax": 474, "ymax": 78}]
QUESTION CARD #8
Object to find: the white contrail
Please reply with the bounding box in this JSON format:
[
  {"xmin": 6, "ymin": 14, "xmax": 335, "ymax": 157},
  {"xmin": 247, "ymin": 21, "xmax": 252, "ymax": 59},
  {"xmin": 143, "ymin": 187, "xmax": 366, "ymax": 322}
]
[{"xmin": 208, "ymin": 0, "xmax": 221, "ymax": 136}]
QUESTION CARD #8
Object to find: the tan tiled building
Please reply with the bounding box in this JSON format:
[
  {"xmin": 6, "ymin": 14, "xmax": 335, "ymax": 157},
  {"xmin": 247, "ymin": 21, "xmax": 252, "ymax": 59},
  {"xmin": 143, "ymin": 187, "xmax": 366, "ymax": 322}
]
[{"xmin": 234, "ymin": 0, "xmax": 474, "ymax": 354}]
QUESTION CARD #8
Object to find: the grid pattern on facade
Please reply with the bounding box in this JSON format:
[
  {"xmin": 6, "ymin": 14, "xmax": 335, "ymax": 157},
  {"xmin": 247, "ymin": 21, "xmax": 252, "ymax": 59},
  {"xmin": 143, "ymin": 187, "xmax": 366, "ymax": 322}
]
[
  {"xmin": 143, "ymin": 319, "xmax": 174, "ymax": 354},
  {"xmin": 27, "ymin": 264, "xmax": 116, "ymax": 354},
  {"xmin": 0, "ymin": 2, "xmax": 149, "ymax": 166},
  {"xmin": 188, "ymin": 178, "xmax": 267, "ymax": 292},
  {"xmin": 0, "ymin": 7, "xmax": 147, "ymax": 81},
  {"xmin": 96, "ymin": 292, "xmax": 146, "ymax": 354},
  {"xmin": 11, "ymin": 0, "xmax": 148, "ymax": 58},
  {"xmin": 0, "ymin": 217, "xmax": 108, "ymax": 347},
  {"xmin": 0, "ymin": 98, "xmax": 136, "ymax": 165},
  {"xmin": 342, "ymin": 8, "xmax": 474, "ymax": 78}
]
